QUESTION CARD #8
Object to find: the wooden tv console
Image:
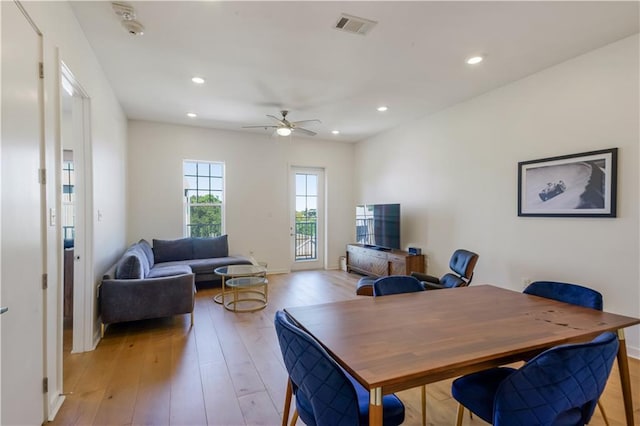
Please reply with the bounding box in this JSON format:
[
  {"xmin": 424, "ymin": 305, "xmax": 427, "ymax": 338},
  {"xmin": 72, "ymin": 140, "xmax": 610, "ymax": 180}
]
[{"xmin": 346, "ymin": 244, "xmax": 425, "ymax": 277}]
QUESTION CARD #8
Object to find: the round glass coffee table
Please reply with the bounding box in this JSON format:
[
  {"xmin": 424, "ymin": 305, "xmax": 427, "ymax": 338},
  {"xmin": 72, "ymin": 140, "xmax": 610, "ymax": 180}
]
[
  {"xmin": 224, "ymin": 276, "xmax": 268, "ymax": 312},
  {"xmin": 213, "ymin": 265, "xmax": 267, "ymax": 310}
]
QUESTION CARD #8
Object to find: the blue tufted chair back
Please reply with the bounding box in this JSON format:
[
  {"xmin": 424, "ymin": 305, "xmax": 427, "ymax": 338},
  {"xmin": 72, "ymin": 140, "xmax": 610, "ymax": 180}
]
[
  {"xmin": 373, "ymin": 275, "xmax": 425, "ymax": 296},
  {"xmin": 449, "ymin": 249, "xmax": 479, "ymax": 280},
  {"xmin": 524, "ymin": 281, "xmax": 603, "ymax": 311},
  {"xmin": 274, "ymin": 310, "xmax": 360, "ymax": 426},
  {"xmin": 493, "ymin": 332, "xmax": 619, "ymax": 425}
]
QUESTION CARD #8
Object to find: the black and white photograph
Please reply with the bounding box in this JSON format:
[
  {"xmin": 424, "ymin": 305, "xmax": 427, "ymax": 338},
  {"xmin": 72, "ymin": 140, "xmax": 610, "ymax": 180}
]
[{"xmin": 518, "ymin": 148, "xmax": 618, "ymax": 217}]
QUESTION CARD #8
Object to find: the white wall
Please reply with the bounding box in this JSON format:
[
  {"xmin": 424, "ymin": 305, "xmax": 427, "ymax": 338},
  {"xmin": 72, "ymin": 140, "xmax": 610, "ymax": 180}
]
[
  {"xmin": 355, "ymin": 35, "xmax": 640, "ymax": 355},
  {"xmin": 21, "ymin": 1, "xmax": 128, "ymax": 418},
  {"xmin": 127, "ymin": 121, "xmax": 354, "ymax": 273}
]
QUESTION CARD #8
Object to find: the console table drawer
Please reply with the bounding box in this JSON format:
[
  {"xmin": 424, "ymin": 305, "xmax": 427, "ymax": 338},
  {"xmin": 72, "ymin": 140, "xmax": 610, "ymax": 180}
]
[{"xmin": 346, "ymin": 244, "xmax": 425, "ymax": 278}]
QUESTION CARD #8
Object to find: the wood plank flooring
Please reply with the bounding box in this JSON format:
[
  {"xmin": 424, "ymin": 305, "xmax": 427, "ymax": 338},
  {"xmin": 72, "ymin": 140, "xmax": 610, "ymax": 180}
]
[{"xmin": 51, "ymin": 270, "xmax": 639, "ymax": 425}]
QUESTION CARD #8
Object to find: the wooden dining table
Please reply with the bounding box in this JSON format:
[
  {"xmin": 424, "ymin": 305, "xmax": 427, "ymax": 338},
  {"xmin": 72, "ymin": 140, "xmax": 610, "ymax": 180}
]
[{"xmin": 284, "ymin": 285, "xmax": 640, "ymax": 426}]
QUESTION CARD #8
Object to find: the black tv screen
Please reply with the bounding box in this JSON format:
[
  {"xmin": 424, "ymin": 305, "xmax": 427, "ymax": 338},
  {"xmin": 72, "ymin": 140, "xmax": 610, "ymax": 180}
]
[{"xmin": 355, "ymin": 204, "xmax": 400, "ymax": 250}]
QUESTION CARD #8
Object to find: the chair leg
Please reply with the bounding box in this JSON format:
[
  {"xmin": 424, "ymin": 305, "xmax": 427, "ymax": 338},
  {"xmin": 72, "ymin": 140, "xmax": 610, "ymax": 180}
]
[
  {"xmin": 421, "ymin": 385, "xmax": 426, "ymax": 426},
  {"xmin": 456, "ymin": 403, "xmax": 465, "ymax": 426},
  {"xmin": 597, "ymin": 400, "xmax": 610, "ymax": 426},
  {"xmin": 190, "ymin": 311, "xmax": 194, "ymax": 327},
  {"xmin": 289, "ymin": 409, "xmax": 298, "ymax": 426},
  {"xmin": 100, "ymin": 322, "xmax": 105, "ymax": 338},
  {"xmin": 282, "ymin": 379, "xmax": 293, "ymax": 426}
]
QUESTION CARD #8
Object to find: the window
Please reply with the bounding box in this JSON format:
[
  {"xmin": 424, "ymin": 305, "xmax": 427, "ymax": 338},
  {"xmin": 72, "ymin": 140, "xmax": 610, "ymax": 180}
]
[
  {"xmin": 183, "ymin": 160, "xmax": 224, "ymax": 237},
  {"xmin": 62, "ymin": 153, "xmax": 75, "ymax": 242},
  {"xmin": 294, "ymin": 173, "xmax": 318, "ymax": 260}
]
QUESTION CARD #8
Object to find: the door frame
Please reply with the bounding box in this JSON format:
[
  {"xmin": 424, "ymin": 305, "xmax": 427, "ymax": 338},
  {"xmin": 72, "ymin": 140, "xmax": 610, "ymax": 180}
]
[
  {"xmin": 289, "ymin": 166, "xmax": 325, "ymax": 271},
  {"xmin": 59, "ymin": 61, "xmax": 94, "ymax": 354}
]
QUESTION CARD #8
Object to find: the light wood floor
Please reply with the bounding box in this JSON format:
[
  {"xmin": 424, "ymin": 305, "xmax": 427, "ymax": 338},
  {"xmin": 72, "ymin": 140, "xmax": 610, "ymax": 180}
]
[{"xmin": 51, "ymin": 270, "xmax": 639, "ymax": 425}]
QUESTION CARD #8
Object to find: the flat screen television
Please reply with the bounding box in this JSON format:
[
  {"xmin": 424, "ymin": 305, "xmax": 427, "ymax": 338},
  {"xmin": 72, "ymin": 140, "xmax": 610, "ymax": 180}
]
[{"xmin": 355, "ymin": 203, "xmax": 400, "ymax": 250}]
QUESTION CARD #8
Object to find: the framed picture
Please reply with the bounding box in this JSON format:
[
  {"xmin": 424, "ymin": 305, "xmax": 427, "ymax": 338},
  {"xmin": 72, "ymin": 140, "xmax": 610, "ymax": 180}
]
[{"xmin": 518, "ymin": 148, "xmax": 617, "ymax": 217}]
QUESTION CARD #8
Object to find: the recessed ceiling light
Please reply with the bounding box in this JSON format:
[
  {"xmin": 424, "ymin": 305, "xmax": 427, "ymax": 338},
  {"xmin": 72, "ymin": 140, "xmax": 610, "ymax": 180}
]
[
  {"xmin": 466, "ymin": 56, "xmax": 483, "ymax": 65},
  {"xmin": 377, "ymin": 106, "xmax": 388, "ymax": 112},
  {"xmin": 186, "ymin": 112, "xmax": 197, "ymax": 118},
  {"xmin": 191, "ymin": 77, "xmax": 205, "ymax": 84},
  {"xmin": 276, "ymin": 127, "xmax": 292, "ymax": 136},
  {"xmin": 331, "ymin": 130, "xmax": 340, "ymax": 135}
]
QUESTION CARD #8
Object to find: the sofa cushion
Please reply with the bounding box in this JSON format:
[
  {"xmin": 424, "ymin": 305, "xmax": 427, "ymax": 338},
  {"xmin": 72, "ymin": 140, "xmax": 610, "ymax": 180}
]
[
  {"xmin": 192, "ymin": 235, "xmax": 229, "ymax": 259},
  {"xmin": 138, "ymin": 239, "xmax": 155, "ymax": 268},
  {"xmin": 115, "ymin": 251, "xmax": 144, "ymax": 279},
  {"xmin": 147, "ymin": 264, "xmax": 193, "ymax": 278},
  {"xmin": 133, "ymin": 244, "xmax": 151, "ymax": 277},
  {"xmin": 153, "ymin": 238, "xmax": 193, "ymax": 263},
  {"xmin": 187, "ymin": 256, "xmax": 251, "ymax": 275}
]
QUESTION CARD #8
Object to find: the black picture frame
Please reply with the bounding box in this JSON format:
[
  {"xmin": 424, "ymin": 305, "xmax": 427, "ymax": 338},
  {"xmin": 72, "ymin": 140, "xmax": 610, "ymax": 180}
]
[{"xmin": 518, "ymin": 148, "xmax": 617, "ymax": 218}]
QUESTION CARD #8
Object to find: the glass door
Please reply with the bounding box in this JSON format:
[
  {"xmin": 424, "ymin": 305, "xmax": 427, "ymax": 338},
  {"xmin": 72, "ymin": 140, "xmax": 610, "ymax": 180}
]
[{"xmin": 290, "ymin": 167, "xmax": 324, "ymax": 271}]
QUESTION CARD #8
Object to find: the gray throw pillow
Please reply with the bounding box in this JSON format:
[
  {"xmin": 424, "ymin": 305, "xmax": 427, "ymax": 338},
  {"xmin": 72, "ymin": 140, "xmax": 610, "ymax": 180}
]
[
  {"xmin": 138, "ymin": 239, "xmax": 155, "ymax": 268},
  {"xmin": 193, "ymin": 235, "xmax": 229, "ymax": 259},
  {"xmin": 115, "ymin": 252, "xmax": 144, "ymax": 279},
  {"xmin": 152, "ymin": 238, "xmax": 193, "ymax": 263}
]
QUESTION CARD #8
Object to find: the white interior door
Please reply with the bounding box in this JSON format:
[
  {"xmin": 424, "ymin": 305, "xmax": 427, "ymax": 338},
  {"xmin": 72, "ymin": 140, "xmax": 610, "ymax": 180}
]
[
  {"xmin": 61, "ymin": 64, "xmax": 91, "ymax": 354},
  {"xmin": 1, "ymin": 1, "xmax": 46, "ymax": 424},
  {"xmin": 290, "ymin": 167, "xmax": 325, "ymax": 271}
]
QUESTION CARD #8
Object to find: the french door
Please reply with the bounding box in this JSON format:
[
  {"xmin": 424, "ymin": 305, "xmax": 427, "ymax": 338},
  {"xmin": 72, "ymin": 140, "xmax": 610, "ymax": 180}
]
[{"xmin": 290, "ymin": 167, "xmax": 324, "ymax": 271}]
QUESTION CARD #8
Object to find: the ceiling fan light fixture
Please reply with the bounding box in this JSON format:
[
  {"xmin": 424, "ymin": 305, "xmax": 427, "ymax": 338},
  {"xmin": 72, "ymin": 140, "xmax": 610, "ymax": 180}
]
[{"xmin": 276, "ymin": 127, "xmax": 292, "ymax": 136}]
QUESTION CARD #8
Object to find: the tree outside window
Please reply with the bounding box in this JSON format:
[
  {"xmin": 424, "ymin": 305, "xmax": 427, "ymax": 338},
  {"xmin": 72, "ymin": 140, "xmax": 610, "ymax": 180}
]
[{"xmin": 183, "ymin": 161, "xmax": 224, "ymax": 237}]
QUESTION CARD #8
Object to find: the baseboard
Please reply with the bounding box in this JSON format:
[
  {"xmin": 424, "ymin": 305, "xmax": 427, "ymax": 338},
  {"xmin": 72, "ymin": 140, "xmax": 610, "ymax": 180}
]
[
  {"xmin": 627, "ymin": 344, "xmax": 639, "ymax": 360},
  {"xmin": 92, "ymin": 328, "xmax": 101, "ymax": 351},
  {"xmin": 48, "ymin": 393, "xmax": 65, "ymax": 421}
]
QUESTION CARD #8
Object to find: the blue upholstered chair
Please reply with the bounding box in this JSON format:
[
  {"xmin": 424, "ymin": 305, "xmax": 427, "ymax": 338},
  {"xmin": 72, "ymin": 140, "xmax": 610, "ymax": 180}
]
[
  {"xmin": 451, "ymin": 332, "xmax": 619, "ymax": 426},
  {"xmin": 523, "ymin": 280, "xmax": 610, "ymax": 424},
  {"xmin": 523, "ymin": 280, "xmax": 603, "ymax": 310},
  {"xmin": 274, "ymin": 311, "xmax": 405, "ymax": 426},
  {"xmin": 411, "ymin": 249, "xmax": 478, "ymax": 290},
  {"xmin": 371, "ymin": 275, "xmax": 426, "ymax": 426},
  {"xmin": 372, "ymin": 275, "xmax": 425, "ymax": 296}
]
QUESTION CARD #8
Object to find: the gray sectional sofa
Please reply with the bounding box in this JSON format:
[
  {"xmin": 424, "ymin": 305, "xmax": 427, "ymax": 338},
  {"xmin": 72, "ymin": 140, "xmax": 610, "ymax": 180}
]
[{"xmin": 99, "ymin": 235, "xmax": 251, "ymax": 336}]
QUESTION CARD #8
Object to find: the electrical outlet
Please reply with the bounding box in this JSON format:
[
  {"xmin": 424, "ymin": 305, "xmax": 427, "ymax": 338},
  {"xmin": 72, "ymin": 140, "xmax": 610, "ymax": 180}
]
[{"xmin": 522, "ymin": 277, "xmax": 532, "ymax": 289}]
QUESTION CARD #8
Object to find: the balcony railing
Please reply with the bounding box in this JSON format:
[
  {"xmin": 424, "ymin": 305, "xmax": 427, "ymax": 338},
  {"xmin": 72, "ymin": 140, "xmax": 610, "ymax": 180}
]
[{"xmin": 295, "ymin": 220, "xmax": 316, "ymax": 260}]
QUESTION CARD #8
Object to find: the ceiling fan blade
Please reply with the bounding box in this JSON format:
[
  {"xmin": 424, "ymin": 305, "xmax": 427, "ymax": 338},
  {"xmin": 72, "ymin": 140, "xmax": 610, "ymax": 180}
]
[
  {"xmin": 242, "ymin": 125, "xmax": 278, "ymax": 129},
  {"xmin": 294, "ymin": 127, "xmax": 317, "ymax": 136},
  {"xmin": 266, "ymin": 115, "xmax": 286, "ymax": 126},
  {"xmin": 291, "ymin": 119, "xmax": 321, "ymax": 126}
]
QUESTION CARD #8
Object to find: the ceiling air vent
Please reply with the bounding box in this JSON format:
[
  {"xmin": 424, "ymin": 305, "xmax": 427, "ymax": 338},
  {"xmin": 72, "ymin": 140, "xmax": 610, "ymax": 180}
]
[{"xmin": 334, "ymin": 14, "xmax": 377, "ymax": 35}]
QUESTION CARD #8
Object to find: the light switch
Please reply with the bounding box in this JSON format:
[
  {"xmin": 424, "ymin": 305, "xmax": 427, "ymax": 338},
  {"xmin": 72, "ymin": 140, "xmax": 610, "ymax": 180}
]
[
  {"xmin": 97, "ymin": 210, "xmax": 103, "ymax": 222},
  {"xmin": 49, "ymin": 208, "xmax": 56, "ymax": 226}
]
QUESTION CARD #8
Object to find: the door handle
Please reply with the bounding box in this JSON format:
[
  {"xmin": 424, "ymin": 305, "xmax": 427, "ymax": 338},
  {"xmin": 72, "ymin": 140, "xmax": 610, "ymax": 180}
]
[{"xmin": 0, "ymin": 307, "xmax": 8, "ymax": 315}]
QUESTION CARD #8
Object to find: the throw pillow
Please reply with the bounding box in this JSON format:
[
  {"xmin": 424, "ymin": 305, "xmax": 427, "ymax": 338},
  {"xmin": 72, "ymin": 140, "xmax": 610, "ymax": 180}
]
[
  {"xmin": 192, "ymin": 235, "xmax": 229, "ymax": 259},
  {"xmin": 138, "ymin": 239, "xmax": 155, "ymax": 268},
  {"xmin": 152, "ymin": 238, "xmax": 193, "ymax": 263},
  {"xmin": 115, "ymin": 252, "xmax": 144, "ymax": 279}
]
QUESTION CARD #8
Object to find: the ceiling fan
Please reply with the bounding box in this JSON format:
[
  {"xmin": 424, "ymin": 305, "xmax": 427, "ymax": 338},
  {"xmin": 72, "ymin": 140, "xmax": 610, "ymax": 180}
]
[{"xmin": 242, "ymin": 110, "xmax": 321, "ymax": 136}]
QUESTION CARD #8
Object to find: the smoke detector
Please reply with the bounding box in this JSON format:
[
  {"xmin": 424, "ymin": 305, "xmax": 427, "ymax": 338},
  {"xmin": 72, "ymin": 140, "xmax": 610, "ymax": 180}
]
[{"xmin": 112, "ymin": 2, "xmax": 145, "ymax": 35}]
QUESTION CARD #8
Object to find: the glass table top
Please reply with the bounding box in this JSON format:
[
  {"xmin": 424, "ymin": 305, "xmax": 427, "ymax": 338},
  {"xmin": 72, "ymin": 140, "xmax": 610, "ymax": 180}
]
[{"xmin": 214, "ymin": 264, "xmax": 266, "ymax": 277}]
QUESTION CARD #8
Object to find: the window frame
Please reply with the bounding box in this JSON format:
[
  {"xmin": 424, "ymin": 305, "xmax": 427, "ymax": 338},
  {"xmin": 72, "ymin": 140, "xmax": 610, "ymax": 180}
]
[{"xmin": 183, "ymin": 159, "xmax": 225, "ymax": 237}]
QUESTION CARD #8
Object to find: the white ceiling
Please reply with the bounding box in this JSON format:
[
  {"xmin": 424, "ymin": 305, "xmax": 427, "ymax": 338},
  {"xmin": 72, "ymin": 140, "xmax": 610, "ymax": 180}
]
[{"xmin": 70, "ymin": 1, "xmax": 639, "ymax": 142}]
